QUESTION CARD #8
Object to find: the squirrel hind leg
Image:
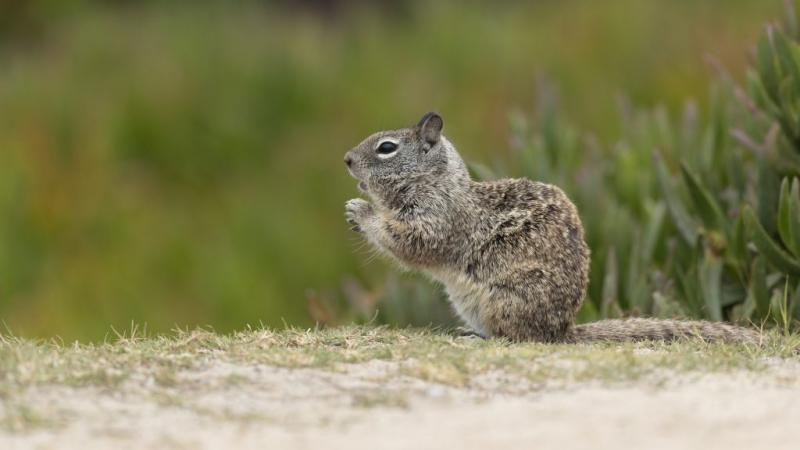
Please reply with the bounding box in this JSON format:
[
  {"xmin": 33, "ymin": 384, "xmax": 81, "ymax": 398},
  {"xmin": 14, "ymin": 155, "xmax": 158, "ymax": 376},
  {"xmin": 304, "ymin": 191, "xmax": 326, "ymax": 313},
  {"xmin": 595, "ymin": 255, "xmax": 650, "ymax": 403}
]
[
  {"xmin": 479, "ymin": 271, "xmax": 581, "ymax": 343},
  {"xmin": 480, "ymin": 295, "xmax": 575, "ymax": 343}
]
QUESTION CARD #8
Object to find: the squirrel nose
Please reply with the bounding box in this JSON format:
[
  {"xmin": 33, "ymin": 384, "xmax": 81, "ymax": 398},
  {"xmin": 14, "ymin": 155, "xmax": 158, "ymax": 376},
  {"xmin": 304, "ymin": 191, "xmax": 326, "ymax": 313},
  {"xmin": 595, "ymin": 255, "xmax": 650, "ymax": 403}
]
[{"xmin": 344, "ymin": 154, "xmax": 353, "ymax": 167}]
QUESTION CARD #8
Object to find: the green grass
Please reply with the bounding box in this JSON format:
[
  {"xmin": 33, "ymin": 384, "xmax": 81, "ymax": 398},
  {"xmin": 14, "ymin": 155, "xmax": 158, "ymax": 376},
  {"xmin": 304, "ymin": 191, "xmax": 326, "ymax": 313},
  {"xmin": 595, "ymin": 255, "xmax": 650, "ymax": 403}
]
[
  {"xmin": 2, "ymin": 325, "xmax": 798, "ymax": 432},
  {"xmin": 1, "ymin": 325, "xmax": 797, "ymax": 390}
]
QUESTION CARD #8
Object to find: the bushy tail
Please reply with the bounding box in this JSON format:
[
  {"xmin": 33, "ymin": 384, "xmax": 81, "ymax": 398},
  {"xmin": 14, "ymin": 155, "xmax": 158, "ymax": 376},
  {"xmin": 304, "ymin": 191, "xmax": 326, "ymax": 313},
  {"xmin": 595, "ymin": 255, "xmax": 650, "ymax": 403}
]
[{"xmin": 566, "ymin": 318, "xmax": 760, "ymax": 344}]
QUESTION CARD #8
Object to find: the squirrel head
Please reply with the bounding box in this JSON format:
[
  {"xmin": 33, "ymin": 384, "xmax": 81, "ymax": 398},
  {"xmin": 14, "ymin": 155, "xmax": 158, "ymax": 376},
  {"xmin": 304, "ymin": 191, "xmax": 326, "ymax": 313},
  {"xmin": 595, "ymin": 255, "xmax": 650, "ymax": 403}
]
[{"xmin": 344, "ymin": 112, "xmax": 469, "ymax": 208}]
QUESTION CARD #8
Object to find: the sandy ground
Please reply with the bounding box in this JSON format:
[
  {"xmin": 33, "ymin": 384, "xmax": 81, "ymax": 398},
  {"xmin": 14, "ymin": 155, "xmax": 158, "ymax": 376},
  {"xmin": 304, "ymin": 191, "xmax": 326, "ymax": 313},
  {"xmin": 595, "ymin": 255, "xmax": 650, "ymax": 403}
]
[{"xmin": 2, "ymin": 358, "xmax": 800, "ymax": 450}]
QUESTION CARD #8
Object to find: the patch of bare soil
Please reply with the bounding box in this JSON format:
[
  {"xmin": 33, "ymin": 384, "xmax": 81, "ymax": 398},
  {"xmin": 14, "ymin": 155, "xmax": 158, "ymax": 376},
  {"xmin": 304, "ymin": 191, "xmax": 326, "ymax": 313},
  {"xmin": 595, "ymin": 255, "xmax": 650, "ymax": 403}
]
[{"xmin": 2, "ymin": 358, "xmax": 799, "ymax": 450}]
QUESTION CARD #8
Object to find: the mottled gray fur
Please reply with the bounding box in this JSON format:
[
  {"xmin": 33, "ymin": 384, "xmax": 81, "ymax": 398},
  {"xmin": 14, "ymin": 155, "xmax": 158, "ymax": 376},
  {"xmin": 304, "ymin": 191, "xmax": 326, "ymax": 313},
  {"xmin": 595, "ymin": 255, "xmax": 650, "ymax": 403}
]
[{"xmin": 344, "ymin": 112, "xmax": 759, "ymax": 344}]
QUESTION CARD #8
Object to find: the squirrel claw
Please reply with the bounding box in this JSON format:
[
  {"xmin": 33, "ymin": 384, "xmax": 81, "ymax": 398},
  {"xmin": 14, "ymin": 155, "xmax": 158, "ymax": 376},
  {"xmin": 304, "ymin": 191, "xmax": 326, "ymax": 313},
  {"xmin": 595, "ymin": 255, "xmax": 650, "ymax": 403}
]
[
  {"xmin": 345, "ymin": 198, "xmax": 372, "ymax": 232},
  {"xmin": 452, "ymin": 326, "xmax": 485, "ymax": 339}
]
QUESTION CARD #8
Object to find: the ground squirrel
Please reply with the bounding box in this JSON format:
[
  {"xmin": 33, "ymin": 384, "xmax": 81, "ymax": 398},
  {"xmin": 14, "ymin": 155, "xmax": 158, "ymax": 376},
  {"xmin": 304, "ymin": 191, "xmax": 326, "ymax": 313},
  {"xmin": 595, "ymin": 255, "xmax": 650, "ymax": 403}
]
[{"xmin": 343, "ymin": 112, "xmax": 759, "ymax": 343}]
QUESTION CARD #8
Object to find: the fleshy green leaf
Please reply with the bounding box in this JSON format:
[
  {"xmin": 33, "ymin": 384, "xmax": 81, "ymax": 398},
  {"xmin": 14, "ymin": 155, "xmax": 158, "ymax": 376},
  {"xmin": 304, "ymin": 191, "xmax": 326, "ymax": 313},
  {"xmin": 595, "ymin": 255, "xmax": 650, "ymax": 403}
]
[
  {"xmin": 641, "ymin": 201, "xmax": 665, "ymax": 265},
  {"xmin": 698, "ymin": 251, "xmax": 723, "ymax": 322},
  {"xmin": 757, "ymin": 159, "xmax": 781, "ymax": 236},
  {"xmin": 675, "ymin": 266, "xmax": 703, "ymax": 319},
  {"xmin": 777, "ymin": 77, "xmax": 800, "ymax": 139},
  {"xmin": 789, "ymin": 178, "xmax": 800, "ymax": 257},
  {"xmin": 727, "ymin": 214, "xmax": 747, "ymax": 283},
  {"xmin": 770, "ymin": 283, "xmax": 788, "ymax": 325},
  {"xmin": 756, "ymin": 27, "xmax": 781, "ymax": 106},
  {"xmin": 778, "ymin": 177, "xmax": 794, "ymax": 252},
  {"xmin": 653, "ymin": 151, "xmax": 698, "ymax": 245},
  {"xmin": 720, "ymin": 281, "xmax": 746, "ymax": 308},
  {"xmin": 773, "ymin": 31, "xmax": 800, "ymax": 95},
  {"xmin": 625, "ymin": 231, "xmax": 650, "ymax": 314},
  {"xmin": 749, "ymin": 257, "xmax": 771, "ymax": 320},
  {"xmin": 601, "ymin": 248, "xmax": 619, "ymax": 318},
  {"xmin": 680, "ymin": 162, "xmax": 727, "ymax": 232},
  {"xmin": 744, "ymin": 206, "xmax": 800, "ymax": 276}
]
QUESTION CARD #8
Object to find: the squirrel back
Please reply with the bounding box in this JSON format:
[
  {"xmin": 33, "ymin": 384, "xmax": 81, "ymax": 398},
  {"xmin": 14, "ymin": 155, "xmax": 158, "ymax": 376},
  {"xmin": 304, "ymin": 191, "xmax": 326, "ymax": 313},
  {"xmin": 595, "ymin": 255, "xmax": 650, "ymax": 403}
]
[{"xmin": 344, "ymin": 112, "xmax": 760, "ymax": 345}]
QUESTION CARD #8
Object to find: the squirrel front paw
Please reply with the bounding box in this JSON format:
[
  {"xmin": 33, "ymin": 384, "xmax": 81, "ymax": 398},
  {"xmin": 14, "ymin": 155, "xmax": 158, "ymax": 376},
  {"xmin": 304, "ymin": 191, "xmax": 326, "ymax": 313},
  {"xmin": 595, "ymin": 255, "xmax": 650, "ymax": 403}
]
[{"xmin": 345, "ymin": 198, "xmax": 373, "ymax": 233}]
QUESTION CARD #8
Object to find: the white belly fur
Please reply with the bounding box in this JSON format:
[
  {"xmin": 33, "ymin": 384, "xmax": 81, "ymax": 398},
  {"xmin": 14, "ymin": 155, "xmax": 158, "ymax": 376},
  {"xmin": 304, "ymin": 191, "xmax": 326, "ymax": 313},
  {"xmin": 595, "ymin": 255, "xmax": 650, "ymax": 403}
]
[{"xmin": 427, "ymin": 268, "xmax": 491, "ymax": 336}]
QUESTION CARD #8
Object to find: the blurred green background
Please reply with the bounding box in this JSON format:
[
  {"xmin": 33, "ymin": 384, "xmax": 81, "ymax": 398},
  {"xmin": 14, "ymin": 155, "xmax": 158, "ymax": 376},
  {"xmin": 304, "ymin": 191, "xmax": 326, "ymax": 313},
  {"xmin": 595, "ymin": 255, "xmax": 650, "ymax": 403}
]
[{"xmin": 0, "ymin": 0, "xmax": 786, "ymax": 340}]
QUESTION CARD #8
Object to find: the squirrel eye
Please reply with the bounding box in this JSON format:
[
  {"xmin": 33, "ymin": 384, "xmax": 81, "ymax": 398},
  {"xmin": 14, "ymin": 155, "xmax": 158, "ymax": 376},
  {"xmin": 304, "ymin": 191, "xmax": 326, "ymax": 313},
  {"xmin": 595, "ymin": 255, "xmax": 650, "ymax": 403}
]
[{"xmin": 376, "ymin": 141, "xmax": 398, "ymax": 155}]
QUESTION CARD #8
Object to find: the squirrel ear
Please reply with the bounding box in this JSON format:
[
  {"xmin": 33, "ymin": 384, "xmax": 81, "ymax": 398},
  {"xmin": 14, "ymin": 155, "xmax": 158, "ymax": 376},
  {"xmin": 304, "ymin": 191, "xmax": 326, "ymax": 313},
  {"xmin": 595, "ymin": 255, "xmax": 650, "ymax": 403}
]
[{"xmin": 416, "ymin": 112, "xmax": 443, "ymax": 146}]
